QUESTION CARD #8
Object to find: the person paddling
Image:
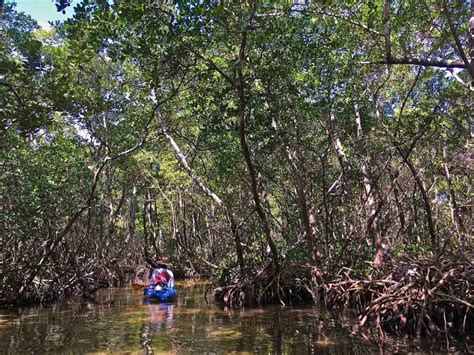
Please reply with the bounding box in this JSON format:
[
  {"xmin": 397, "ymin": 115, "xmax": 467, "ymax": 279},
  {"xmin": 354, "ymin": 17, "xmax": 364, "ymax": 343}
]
[{"xmin": 149, "ymin": 257, "xmax": 174, "ymax": 291}]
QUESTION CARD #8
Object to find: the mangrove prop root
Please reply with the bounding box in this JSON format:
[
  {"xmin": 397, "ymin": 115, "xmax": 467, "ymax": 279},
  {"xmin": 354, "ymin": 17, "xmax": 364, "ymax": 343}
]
[
  {"xmin": 322, "ymin": 249, "xmax": 473, "ymax": 337},
  {"xmin": 213, "ymin": 264, "xmax": 315, "ymax": 307},
  {"xmin": 213, "ymin": 249, "xmax": 473, "ymax": 338}
]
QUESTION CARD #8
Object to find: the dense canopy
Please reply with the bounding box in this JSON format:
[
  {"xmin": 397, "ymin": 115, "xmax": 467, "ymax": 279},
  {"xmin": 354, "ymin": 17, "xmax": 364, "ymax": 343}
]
[{"xmin": 1, "ymin": 0, "xmax": 472, "ymax": 338}]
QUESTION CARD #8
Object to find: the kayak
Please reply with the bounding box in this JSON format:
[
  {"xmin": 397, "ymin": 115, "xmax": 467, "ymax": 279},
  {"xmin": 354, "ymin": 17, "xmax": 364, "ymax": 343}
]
[{"xmin": 143, "ymin": 287, "xmax": 177, "ymax": 302}]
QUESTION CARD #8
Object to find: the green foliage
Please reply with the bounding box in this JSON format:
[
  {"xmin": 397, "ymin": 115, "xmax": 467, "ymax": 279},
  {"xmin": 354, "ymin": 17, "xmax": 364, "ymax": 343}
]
[{"xmin": 1, "ymin": 0, "xmax": 472, "ymax": 303}]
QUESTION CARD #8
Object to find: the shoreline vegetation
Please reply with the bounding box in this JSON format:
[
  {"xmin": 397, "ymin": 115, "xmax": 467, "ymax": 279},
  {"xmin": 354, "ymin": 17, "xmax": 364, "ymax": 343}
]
[
  {"xmin": 213, "ymin": 249, "xmax": 473, "ymax": 339},
  {"xmin": 1, "ymin": 0, "xmax": 472, "ymax": 342}
]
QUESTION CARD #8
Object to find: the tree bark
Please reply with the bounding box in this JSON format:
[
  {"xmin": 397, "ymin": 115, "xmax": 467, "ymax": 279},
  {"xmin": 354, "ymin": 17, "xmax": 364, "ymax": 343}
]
[
  {"xmin": 468, "ymin": 0, "xmax": 474, "ymax": 87},
  {"xmin": 284, "ymin": 146, "xmax": 318, "ymax": 265},
  {"xmin": 383, "ymin": 0, "xmax": 391, "ymax": 62},
  {"xmin": 354, "ymin": 104, "xmax": 383, "ymax": 269},
  {"xmin": 229, "ymin": 214, "xmax": 245, "ymax": 272},
  {"xmin": 125, "ymin": 185, "xmax": 137, "ymax": 245},
  {"xmin": 235, "ymin": 11, "xmax": 280, "ymax": 271},
  {"xmin": 403, "ymin": 158, "xmax": 437, "ymax": 249},
  {"xmin": 443, "ymin": 149, "xmax": 467, "ymax": 246}
]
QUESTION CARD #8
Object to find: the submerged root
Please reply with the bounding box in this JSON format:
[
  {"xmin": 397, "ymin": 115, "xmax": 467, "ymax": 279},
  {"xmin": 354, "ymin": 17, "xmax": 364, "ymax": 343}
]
[
  {"xmin": 213, "ymin": 249, "xmax": 473, "ymax": 338},
  {"xmin": 322, "ymin": 249, "xmax": 473, "ymax": 337}
]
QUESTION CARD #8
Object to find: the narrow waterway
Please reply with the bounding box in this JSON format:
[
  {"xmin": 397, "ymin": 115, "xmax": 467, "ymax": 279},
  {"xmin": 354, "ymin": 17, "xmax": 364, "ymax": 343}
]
[{"xmin": 0, "ymin": 281, "xmax": 468, "ymax": 354}]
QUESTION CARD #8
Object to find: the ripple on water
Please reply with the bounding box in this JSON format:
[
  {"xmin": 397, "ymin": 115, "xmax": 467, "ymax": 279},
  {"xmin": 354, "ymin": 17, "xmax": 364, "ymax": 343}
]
[
  {"xmin": 207, "ymin": 326, "xmax": 244, "ymax": 339},
  {"xmin": 0, "ymin": 285, "xmax": 471, "ymax": 354}
]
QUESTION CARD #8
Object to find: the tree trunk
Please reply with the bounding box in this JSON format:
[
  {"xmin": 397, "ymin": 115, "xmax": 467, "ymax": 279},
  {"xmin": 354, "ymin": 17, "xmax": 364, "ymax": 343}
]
[
  {"xmin": 284, "ymin": 146, "xmax": 318, "ymax": 264},
  {"xmin": 443, "ymin": 149, "xmax": 466, "ymax": 246},
  {"xmin": 126, "ymin": 185, "xmax": 137, "ymax": 246},
  {"xmin": 229, "ymin": 214, "xmax": 245, "ymax": 273},
  {"xmin": 403, "ymin": 158, "xmax": 437, "ymax": 249},
  {"xmin": 236, "ymin": 25, "xmax": 279, "ymax": 271},
  {"xmin": 354, "ymin": 104, "xmax": 383, "ymax": 269},
  {"xmin": 470, "ymin": 0, "xmax": 474, "ymax": 67}
]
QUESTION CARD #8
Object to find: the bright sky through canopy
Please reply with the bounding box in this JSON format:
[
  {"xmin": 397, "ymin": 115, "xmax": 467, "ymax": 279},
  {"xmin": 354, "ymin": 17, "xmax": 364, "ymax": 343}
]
[{"xmin": 10, "ymin": 0, "xmax": 76, "ymax": 28}]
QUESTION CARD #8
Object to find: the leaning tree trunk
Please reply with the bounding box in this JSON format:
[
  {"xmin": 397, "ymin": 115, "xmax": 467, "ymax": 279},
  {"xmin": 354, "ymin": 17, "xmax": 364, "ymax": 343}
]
[{"xmin": 157, "ymin": 112, "xmax": 245, "ymax": 273}]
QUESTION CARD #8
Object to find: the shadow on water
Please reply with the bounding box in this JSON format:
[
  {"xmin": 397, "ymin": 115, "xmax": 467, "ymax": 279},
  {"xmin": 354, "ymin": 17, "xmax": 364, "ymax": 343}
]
[{"xmin": 0, "ymin": 281, "xmax": 471, "ymax": 354}]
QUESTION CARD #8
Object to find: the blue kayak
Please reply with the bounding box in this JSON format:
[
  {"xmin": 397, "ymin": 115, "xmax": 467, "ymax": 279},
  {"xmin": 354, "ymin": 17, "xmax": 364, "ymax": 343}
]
[{"xmin": 144, "ymin": 287, "xmax": 177, "ymax": 302}]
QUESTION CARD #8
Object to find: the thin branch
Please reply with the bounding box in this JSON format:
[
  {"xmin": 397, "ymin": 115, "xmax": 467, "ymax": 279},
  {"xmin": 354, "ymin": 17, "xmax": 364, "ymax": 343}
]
[
  {"xmin": 447, "ymin": 68, "xmax": 473, "ymax": 89},
  {"xmin": 308, "ymin": 8, "xmax": 384, "ymax": 38},
  {"xmin": 185, "ymin": 45, "xmax": 236, "ymax": 88},
  {"xmin": 0, "ymin": 81, "xmax": 25, "ymax": 107},
  {"xmin": 442, "ymin": 0, "xmax": 474, "ymax": 80},
  {"xmin": 383, "ymin": 0, "xmax": 392, "ymax": 62},
  {"xmin": 359, "ymin": 57, "xmax": 467, "ymax": 69}
]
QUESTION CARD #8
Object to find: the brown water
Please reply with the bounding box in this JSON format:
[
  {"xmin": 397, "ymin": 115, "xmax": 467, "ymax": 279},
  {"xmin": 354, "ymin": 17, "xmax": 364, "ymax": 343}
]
[{"xmin": 0, "ymin": 281, "xmax": 469, "ymax": 354}]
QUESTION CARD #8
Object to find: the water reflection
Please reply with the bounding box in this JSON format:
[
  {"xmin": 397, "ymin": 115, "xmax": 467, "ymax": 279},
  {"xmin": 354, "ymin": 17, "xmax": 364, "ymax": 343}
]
[
  {"xmin": 144, "ymin": 302, "xmax": 175, "ymax": 328},
  {"xmin": 0, "ymin": 282, "xmax": 470, "ymax": 354}
]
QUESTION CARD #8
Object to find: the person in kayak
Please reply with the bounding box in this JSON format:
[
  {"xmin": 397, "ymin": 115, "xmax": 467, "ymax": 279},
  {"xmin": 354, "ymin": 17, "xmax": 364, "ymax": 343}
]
[{"xmin": 149, "ymin": 257, "xmax": 175, "ymax": 291}]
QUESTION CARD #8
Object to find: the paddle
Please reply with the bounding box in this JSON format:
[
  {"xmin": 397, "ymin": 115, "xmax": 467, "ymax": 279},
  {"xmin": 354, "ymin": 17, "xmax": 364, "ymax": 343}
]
[{"xmin": 131, "ymin": 282, "xmax": 148, "ymax": 291}]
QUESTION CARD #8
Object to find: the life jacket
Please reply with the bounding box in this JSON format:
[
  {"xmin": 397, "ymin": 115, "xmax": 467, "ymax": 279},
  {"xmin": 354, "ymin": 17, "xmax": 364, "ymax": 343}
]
[{"xmin": 151, "ymin": 268, "xmax": 171, "ymax": 287}]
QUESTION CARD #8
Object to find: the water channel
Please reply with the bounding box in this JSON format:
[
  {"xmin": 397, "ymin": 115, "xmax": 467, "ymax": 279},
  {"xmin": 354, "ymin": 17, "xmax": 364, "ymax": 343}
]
[{"xmin": 0, "ymin": 281, "xmax": 469, "ymax": 354}]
